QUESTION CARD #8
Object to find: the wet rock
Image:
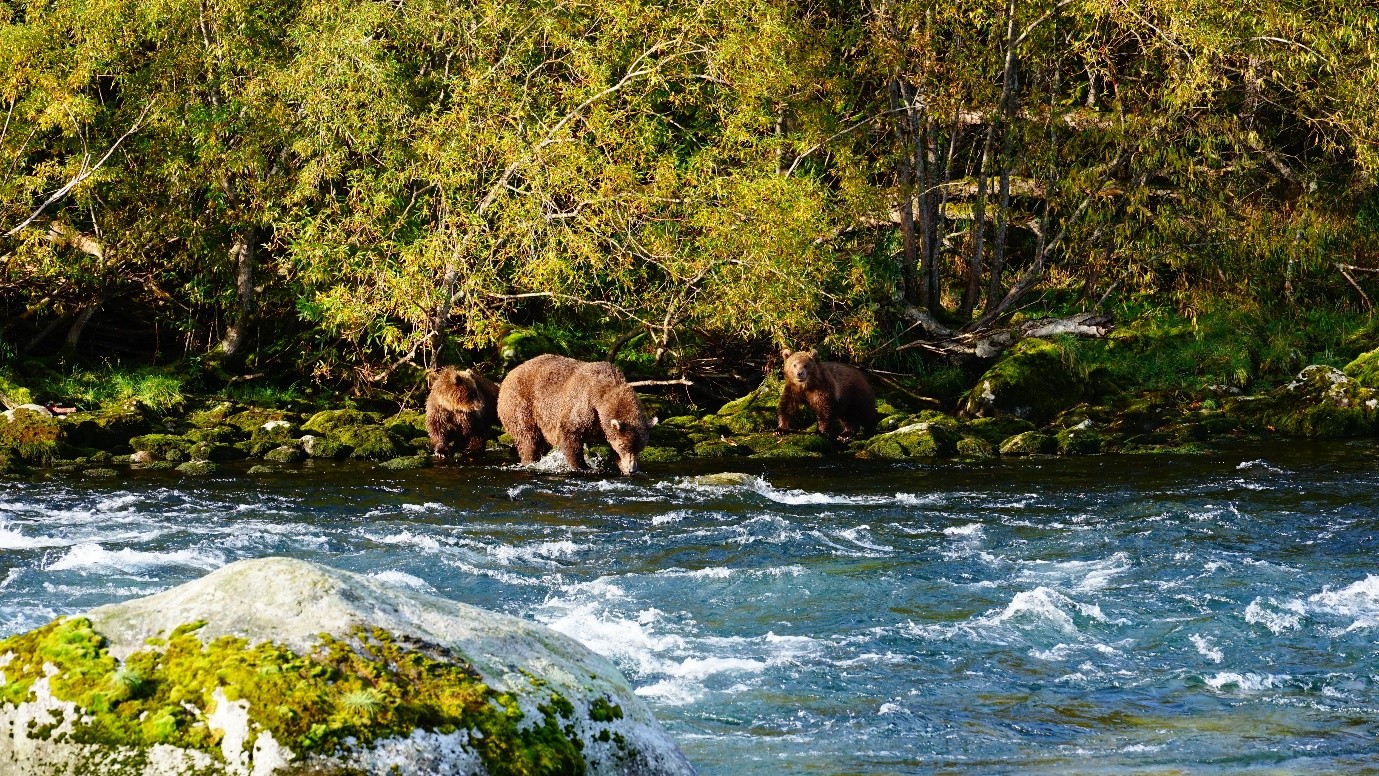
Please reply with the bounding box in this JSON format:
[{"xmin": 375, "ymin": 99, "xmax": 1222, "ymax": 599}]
[
  {"xmin": 224, "ymin": 408, "xmax": 294, "ymax": 434},
  {"xmin": 187, "ymin": 402, "xmax": 237, "ymax": 428},
  {"xmin": 1343, "ymin": 346, "xmax": 1379, "ymax": 389},
  {"xmin": 128, "ymin": 450, "xmax": 156, "ymax": 465},
  {"xmin": 716, "ymin": 377, "xmax": 783, "ymax": 435},
  {"xmin": 961, "ymin": 338, "xmax": 1095, "ymax": 425},
  {"xmin": 692, "ymin": 439, "xmax": 752, "ymax": 458},
  {"xmin": 80, "ymin": 468, "xmax": 118, "ymax": 479},
  {"xmin": 263, "ymin": 446, "xmax": 307, "ymax": 465},
  {"xmin": 246, "ymin": 465, "xmax": 277, "ymax": 475},
  {"xmin": 379, "ymin": 454, "xmax": 431, "ymax": 470},
  {"xmin": 175, "ymin": 460, "xmax": 221, "ymax": 476},
  {"xmin": 0, "ymin": 557, "xmax": 695, "ymax": 776},
  {"xmin": 999, "ymin": 431, "xmax": 1057, "ymax": 456},
  {"xmin": 383, "ymin": 410, "xmax": 427, "ymax": 441},
  {"xmin": 964, "ymin": 416, "xmax": 1036, "ymax": 446},
  {"xmin": 185, "ymin": 424, "xmax": 240, "ymax": 445}
]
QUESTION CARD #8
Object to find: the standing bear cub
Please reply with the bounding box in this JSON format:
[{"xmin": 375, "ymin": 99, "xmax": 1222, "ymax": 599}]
[
  {"xmin": 426, "ymin": 366, "xmax": 501, "ymax": 458},
  {"xmin": 777, "ymin": 349, "xmax": 878, "ymax": 441},
  {"xmin": 498, "ymin": 354, "xmax": 657, "ymax": 476}
]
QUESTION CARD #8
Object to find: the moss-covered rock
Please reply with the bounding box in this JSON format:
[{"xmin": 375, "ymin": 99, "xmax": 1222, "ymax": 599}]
[
  {"xmin": 188, "ymin": 442, "xmax": 242, "ymax": 463},
  {"xmin": 184, "ymin": 424, "xmax": 242, "ymax": 445},
  {"xmin": 247, "ymin": 465, "xmax": 277, "ymax": 475},
  {"xmin": 639, "ymin": 446, "xmax": 684, "ymax": 464},
  {"xmin": 964, "ymin": 416, "xmax": 1037, "ymax": 446},
  {"xmin": 127, "ymin": 433, "xmax": 192, "ymax": 460},
  {"xmin": 955, "ymin": 436, "xmax": 996, "ymax": 458},
  {"xmin": 80, "ymin": 467, "xmax": 118, "ymax": 479},
  {"xmin": 692, "ymin": 439, "xmax": 752, "ymax": 458},
  {"xmin": 383, "ymin": 410, "xmax": 427, "ymax": 441},
  {"xmin": 0, "ymin": 557, "xmax": 694, "ymax": 775},
  {"xmin": 301, "ymin": 435, "xmax": 349, "ymax": 459},
  {"xmin": 1055, "ymin": 424, "xmax": 1104, "ymax": 455},
  {"xmin": 962, "ymin": 338, "xmax": 1095, "ymax": 424},
  {"xmin": 863, "ymin": 421, "xmax": 960, "ymax": 459},
  {"xmin": 716, "ymin": 377, "xmax": 783, "ymax": 435},
  {"xmin": 175, "ymin": 460, "xmax": 221, "ymax": 476},
  {"xmin": 999, "ymin": 430, "xmax": 1057, "ymax": 456},
  {"xmin": 263, "ymin": 445, "xmax": 307, "ymax": 464},
  {"xmin": 224, "ymin": 408, "xmax": 295, "ymax": 434},
  {"xmin": 379, "ymin": 454, "xmax": 431, "ymax": 470},
  {"xmin": 1343, "ymin": 346, "xmax": 1379, "ymax": 389},
  {"xmin": 186, "ymin": 402, "xmax": 237, "ymax": 428},
  {"xmin": 0, "ymin": 407, "xmax": 64, "ymax": 465},
  {"xmin": 337, "ymin": 425, "xmax": 401, "ymax": 460},
  {"xmin": 648, "ymin": 423, "xmax": 693, "ymax": 450},
  {"xmin": 301, "ymin": 409, "xmax": 382, "ymax": 436},
  {"xmin": 62, "ymin": 401, "xmax": 156, "ymax": 451},
  {"xmin": 1229, "ymin": 365, "xmax": 1379, "ymax": 437}
]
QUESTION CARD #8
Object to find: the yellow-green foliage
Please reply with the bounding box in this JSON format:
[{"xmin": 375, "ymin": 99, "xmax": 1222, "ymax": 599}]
[{"xmin": 0, "ymin": 618, "xmax": 586, "ymax": 774}]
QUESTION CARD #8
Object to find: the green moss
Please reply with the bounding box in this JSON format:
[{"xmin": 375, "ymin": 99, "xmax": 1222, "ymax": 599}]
[
  {"xmin": 955, "ymin": 436, "xmax": 996, "ymax": 458},
  {"xmin": 638, "ymin": 446, "xmax": 684, "ymax": 463},
  {"xmin": 184, "ymin": 425, "xmax": 243, "ymax": 445},
  {"xmin": 1344, "ymin": 347, "xmax": 1379, "ymax": 389},
  {"xmin": 863, "ymin": 421, "xmax": 959, "ymax": 459},
  {"xmin": 63, "ymin": 402, "xmax": 156, "ymax": 450},
  {"xmin": 187, "ymin": 403, "xmax": 237, "ymax": 429},
  {"xmin": 1055, "ymin": 426, "xmax": 1103, "ymax": 455},
  {"xmin": 0, "ymin": 407, "xmax": 64, "ymax": 464},
  {"xmin": 0, "ymin": 619, "xmax": 587, "ymax": 775},
  {"xmin": 188, "ymin": 442, "xmax": 241, "ymax": 462},
  {"xmin": 175, "ymin": 460, "xmax": 221, "ymax": 476},
  {"xmin": 302, "ymin": 436, "xmax": 349, "ymax": 459},
  {"xmin": 692, "ymin": 439, "xmax": 751, "ymax": 458},
  {"xmin": 383, "ymin": 411, "xmax": 427, "ymax": 441},
  {"xmin": 963, "ymin": 416, "xmax": 1037, "ymax": 446},
  {"xmin": 224, "ymin": 409, "xmax": 294, "ymax": 434},
  {"xmin": 588, "ymin": 697, "xmax": 624, "ymax": 723}
]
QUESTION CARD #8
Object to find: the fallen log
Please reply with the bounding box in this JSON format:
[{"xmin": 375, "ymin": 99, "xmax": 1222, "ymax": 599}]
[{"xmin": 897, "ymin": 312, "xmax": 1113, "ymax": 361}]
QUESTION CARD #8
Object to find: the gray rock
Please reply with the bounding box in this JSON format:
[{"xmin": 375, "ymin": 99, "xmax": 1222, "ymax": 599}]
[{"xmin": 0, "ymin": 557, "xmax": 695, "ymax": 775}]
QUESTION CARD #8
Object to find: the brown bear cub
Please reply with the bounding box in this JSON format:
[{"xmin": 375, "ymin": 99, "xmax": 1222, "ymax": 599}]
[
  {"xmin": 777, "ymin": 349, "xmax": 878, "ymax": 441},
  {"xmin": 425, "ymin": 366, "xmax": 501, "ymax": 458},
  {"xmin": 498, "ymin": 354, "xmax": 657, "ymax": 476}
]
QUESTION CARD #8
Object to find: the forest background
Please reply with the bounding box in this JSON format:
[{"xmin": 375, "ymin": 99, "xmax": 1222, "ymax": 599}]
[{"xmin": 2, "ymin": 0, "xmax": 1377, "ymax": 410}]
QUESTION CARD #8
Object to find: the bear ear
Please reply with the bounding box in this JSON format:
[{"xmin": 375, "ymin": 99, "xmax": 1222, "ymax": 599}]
[
  {"xmin": 807, "ymin": 348, "xmax": 819, "ymax": 358},
  {"xmin": 781, "ymin": 348, "xmax": 793, "ymax": 359},
  {"xmin": 610, "ymin": 419, "xmax": 623, "ymax": 431},
  {"xmin": 649, "ymin": 416, "xmax": 659, "ymax": 427}
]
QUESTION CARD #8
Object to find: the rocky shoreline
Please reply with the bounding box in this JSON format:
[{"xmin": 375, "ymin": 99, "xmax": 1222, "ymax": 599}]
[{"xmin": 5, "ymin": 337, "xmax": 1379, "ymax": 478}]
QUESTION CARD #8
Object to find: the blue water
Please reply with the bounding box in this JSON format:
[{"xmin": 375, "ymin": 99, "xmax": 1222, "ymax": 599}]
[{"xmin": 3, "ymin": 442, "xmax": 1379, "ymax": 773}]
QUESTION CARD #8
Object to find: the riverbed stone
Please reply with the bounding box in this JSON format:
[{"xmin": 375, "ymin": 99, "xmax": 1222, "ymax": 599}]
[
  {"xmin": 175, "ymin": 460, "xmax": 221, "ymax": 476},
  {"xmin": 301, "ymin": 409, "xmax": 382, "ymax": 436},
  {"xmin": 301, "ymin": 435, "xmax": 349, "ymax": 459},
  {"xmin": 964, "ymin": 416, "xmax": 1037, "ymax": 446},
  {"xmin": 1230, "ymin": 365, "xmax": 1379, "ymax": 437},
  {"xmin": 0, "ymin": 407, "xmax": 64, "ymax": 465},
  {"xmin": 224, "ymin": 408, "xmax": 294, "ymax": 434},
  {"xmin": 955, "ymin": 436, "xmax": 996, "ymax": 458},
  {"xmin": 1343, "ymin": 346, "xmax": 1379, "ymax": 388},
  {"xmin": 337, "ymin": 425, "xmax": 402, "ymax": 460},
  {"xmin": 639, "ymin": 446, "xmax": 684, "ymax": 464},
  {"xmin": 62, "ymin": 401, "xmax": 155, "ymax": 451},
  {"xmin": 187, "ymin": 402, "xmax": 237, "ymax": 428},
  {"xmin": 0, "ymin": 557, "xmax": 696, "ymax": 776},
  {"xmin": 863, "ymin": 420, "xmax": 960, "ymax": 459},
  {"xmin": 1055, "ymin": 423, "xmax": 1103, "ymax": 455},
  {"xmin": 188, "ymin": 442, "xmax": 242, "ymax": 463},
  {"xmin": 128, "ymin": 433, "xmax": 192, "ymax": 460}
]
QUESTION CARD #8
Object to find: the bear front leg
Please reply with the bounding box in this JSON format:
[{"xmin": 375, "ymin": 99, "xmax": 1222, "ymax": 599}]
[
  {"xmin": 513, "ymin": 427, "xmax": 544, "ymax": 465},
  {"xmin": 427, "ymin": 413, "xmax": 453, "ymax": 458},
  {"xmin": 559, "ymin": 433, "xmax": 590, "ymax": 471},
  {"xmin": 776, "ymin": 384, "xmax": 801, "ymax": 435},
  {"xmin": 807, "ymin": 392, "xmax": 834, "ymax": 438}
]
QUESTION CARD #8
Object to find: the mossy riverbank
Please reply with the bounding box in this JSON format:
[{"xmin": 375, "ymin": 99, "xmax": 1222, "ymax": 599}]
[{"xmin": 7, "ymin": 331, "xmax": 1379, "ymax": 479}]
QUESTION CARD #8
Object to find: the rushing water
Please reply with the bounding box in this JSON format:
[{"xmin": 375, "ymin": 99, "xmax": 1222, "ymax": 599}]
[{"xmin": 4, "ymin": 441, "xmax": 1379, "ymax": 773}]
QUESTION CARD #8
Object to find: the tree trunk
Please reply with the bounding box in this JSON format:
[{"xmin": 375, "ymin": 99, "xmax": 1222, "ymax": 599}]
[
  {"xmin": 217, "ymin": 229, "xmax": 257, "ymax": 361},
  {"xmin": 961, "ymin": 127, "xmax": 994, "ymax": 320},
  {"xmin": 62, "ymin": 304, "xmax": 100, "ymax": 355},
  {"xmin": 890, "ymin": 78, "xmax": 919, "ymax": 306}
]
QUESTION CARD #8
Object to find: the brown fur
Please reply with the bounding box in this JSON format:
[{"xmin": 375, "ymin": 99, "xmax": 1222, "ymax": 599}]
[
  {"xmin": 777, "ymin": 349, "xmax": 878, "ymax": 440},
  {"xmin": 425, "ymin": 367, "xmax": 500, "ymax": 457},
  {"xmin": 497, "ymin": 354, "xmax": 657, "ymax": 475}
]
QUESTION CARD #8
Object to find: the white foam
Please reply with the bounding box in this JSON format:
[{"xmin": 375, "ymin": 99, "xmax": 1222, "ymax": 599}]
[
  {"xmin": 983, "ymin": 587, "xmax": 1112, "ymax": 634},
  {"xmin": 45, "ymin": 543, "xmax": 225, "ymax": 574},
  {"xmin": 490, "ymin": 540, "xmax": 584, "ymax": 566},
  {"xmin": 1236, "ymin": 459, "xmax": 1285, "ymax": 473},
  {"xmin": 366, "ymin": 530, "xmax": 443, "ymax": 552},
  {"xmin": 943, "ymin": 523, "xmax": 984, "ymax": 538},
  {"xmin": 1190, "ymin": 634, "xmax": 1224, "ymax": 663},
  {"xmin": 368, "ymin": 570, "xmax": 434, "ymax": 591},
  {"xmin": 1308, "ymin": 575, "xmax": 1379, "ymax": 630},
  {"xmin": 1244, "ymin": 597, "xmax": 1305, "ymax": 634},
  {"xmin": 1203, "ymin": 672, "xmax": 1286, "ymax": 693},
  {"xmin": 1017, "ymin": 552, "xmax": 1132, "ymax": 592},
  {"xmin": 0, "ymin": 523, "xmax": 72, "ymax": 550},
  {"xmin": 672, "ymin": 474, "xmax": 912, "ymax": 507}
]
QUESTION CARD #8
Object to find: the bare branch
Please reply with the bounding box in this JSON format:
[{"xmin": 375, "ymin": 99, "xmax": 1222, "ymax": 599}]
[{"xmin": 6, "ymin": 102, "xmax": 153, "ymax": 238}]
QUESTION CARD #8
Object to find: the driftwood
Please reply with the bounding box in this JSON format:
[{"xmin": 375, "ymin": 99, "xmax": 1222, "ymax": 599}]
[{"xmin": 897, "ymin": 311, "xmax": 1113, "ymax": 361}]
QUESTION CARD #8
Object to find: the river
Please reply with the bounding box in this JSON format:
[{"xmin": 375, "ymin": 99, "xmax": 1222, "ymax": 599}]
[{"xmin": 3, "ymin": 441, "xmax": 1379, "ymax": 773}]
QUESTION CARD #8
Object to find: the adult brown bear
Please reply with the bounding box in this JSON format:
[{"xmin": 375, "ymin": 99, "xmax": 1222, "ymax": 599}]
[
  {"xmin": 498, "ymin": 354, "xmax": 657, "ymax": 475},
  {"xmin": 776, "ymin": 349, "xmax": 878, "ymax": 441},
  {"xmin": 425, "ymin": 366, "xmax": 501, "ymax": 457}
]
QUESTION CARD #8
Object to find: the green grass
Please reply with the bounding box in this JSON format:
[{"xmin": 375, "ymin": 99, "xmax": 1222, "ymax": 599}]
[{"xmin": 28, "ymin": 364, "xmax": 189, "ymax": 413}]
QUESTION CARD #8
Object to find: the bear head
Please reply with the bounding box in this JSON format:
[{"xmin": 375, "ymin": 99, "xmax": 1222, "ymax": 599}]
[
  {"xmin": 782, "ymin": 349, "xmax": 821, "ymax": 387},
  {"xmin": 599, "ymin": 386, "xmax": 658, "ymax": 475},
  {"xmin": 428, "ymin": 366, "xmax": 481, "ymax": 409}
]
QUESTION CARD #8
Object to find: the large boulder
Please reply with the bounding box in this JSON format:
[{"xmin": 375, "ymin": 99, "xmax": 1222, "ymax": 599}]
[
  {"xmin": 1229, "ymin": 365, "xmax": 1379, "ymax": 437},
  {"xmin": 961, "ymin": 338, "xmax": 1095, "ymax": 425},
  {"xmin": 0, "ymin": 557, "xmax": 695, "ymax": 776}
]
